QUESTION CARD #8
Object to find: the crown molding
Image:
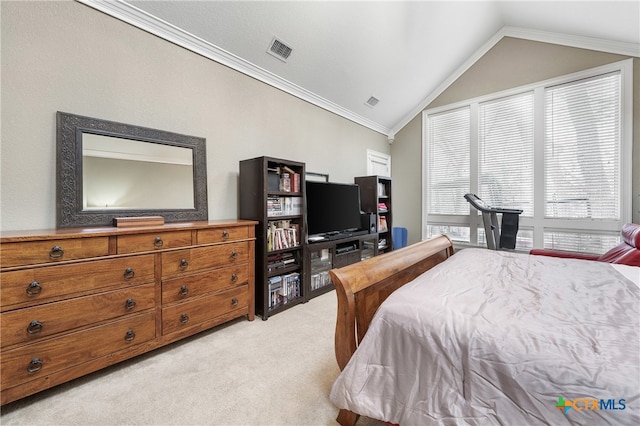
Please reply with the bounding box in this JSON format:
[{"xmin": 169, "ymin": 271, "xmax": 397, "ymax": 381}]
[
  {"xmin": 75, "ymin": 2, "xmax": 638, "ymax": 139},
  {"xmin": 389, "ymin": 26, "xmax": 640, "ymax": 137},
  {"xmin": 76, "ymin": 0, "xmax": 392, "ymax": 136}
]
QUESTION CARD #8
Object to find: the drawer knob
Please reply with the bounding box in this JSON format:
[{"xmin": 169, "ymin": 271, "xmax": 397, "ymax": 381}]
[
  {"xmin": 124, "ymin": 329, "xmax": 136, "ymax": 342},
  {"xmin": 27, "ymin": 320, "xmax": 43, "ymax": 334},
  {"xmin": 222, "ymin": 230, "xmax": 229, "ymax": 239},
  {"xmin": 179, "ymin": 285, "xmax": 189, "ymax": 297},
  {"xmin": 230, "ymin": 250, "xmax": 238, "ymax": 259},
  {"xmin": 231, "ymin": 297, "xmax": 239, "ymax": 307},
  {"xmin": 179, "ymin": 259, "xmax": 189, "ymax": 269},
  {"xmin": 124, "ymin": 298, "xmax": 137, "ymax": 310},
  {"xmin": 27, "ymin": 358, "xmax": 43, "ymax": 374},
  {"xmin": 154, "ymin": 237, "xmax": 164, "ymax": 248},
  {"xmin": 49, "ymin": 245, "xmax": 64, "ymax": 259},
  {"xmin": 26, "ymin": 281, "xmax": 43, "ymax": 296},
  {"xmin": 231, "ymin": 273, "xmax": 238, "ymax": 282},
  {"xmin": 180, "ymin": 313, "xmax": 189, "ymax": 324},
  {"xmin": 123, "ymin": 268, "xmax": 135, "ymax": 279}
]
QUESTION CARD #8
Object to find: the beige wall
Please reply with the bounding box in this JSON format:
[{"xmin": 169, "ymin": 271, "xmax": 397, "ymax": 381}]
[
  {"xmin": 392, "ymin": 37, "xmax": 640, "ymax": 245},
  {"xmin": 0, "ymin": 1, "xmax": 389, "ymax": 231}
]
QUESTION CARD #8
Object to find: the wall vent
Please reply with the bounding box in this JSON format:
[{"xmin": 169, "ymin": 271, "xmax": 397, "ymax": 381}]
[
  {"xmin": 267, "ymin": 37, "xmax": 293, "ymax": 62},
  {"xmin": 365, "ymin": 96, "xmax": 379, "ymax": 107}
]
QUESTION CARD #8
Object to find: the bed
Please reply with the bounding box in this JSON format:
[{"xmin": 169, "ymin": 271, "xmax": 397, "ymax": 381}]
[{"xmin": 329, "ymin": 236, "xmax": 640, "ymax": 426}]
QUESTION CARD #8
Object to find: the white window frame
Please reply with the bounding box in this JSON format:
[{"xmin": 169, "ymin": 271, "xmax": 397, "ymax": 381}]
[{"xmin": 421, "ymin": 59, "xmax": 633, "ymax": 249}]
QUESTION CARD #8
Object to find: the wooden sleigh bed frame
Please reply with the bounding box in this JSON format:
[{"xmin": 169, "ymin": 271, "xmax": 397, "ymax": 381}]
[{"xmin": 329, "ymin": 235, "xmax": 454, "ymax": 426}]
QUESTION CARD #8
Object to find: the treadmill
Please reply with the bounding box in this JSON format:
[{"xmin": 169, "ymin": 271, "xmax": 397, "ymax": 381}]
[{"xmin": 464, "ymin": 193, "xmax": 523, "ymax": 250}]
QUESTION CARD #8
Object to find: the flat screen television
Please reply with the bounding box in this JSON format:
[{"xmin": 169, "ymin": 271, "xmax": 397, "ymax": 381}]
[{"xmin": 306, "ymin": 181, "xmax": 362, "ymax": 237}]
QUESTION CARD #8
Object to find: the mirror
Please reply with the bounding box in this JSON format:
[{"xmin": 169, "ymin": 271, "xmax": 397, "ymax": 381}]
[{"xmin": 57, "ymin": 112, "xmax": 208, "ymax": 228}]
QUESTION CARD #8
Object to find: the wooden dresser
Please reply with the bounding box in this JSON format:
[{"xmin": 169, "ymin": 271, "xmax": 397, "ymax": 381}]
[{"xmin": 0, "ymin": 220, "xmax": 256, "ymax": 405}]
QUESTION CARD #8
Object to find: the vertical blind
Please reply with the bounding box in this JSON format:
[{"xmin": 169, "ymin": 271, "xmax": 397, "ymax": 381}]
[
  {"xmin": 426, "ymin": 107, "xmax": 470, "ymax": 215},
  {"xmin": 479, "ymin": 93, "xmax": 534, "ymax": 216},
  {"xmin": 424, "ymin": 65, "xmax": 627, "ymax": 253},
  {"xmin": 544, "ymin": 72, "xmax": 621, "ymax": 220}
]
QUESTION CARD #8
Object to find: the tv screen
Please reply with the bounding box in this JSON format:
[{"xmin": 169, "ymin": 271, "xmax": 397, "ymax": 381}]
[{"xmin": 306, "ymin": 181, "xmax": 362, "ymax": 237}]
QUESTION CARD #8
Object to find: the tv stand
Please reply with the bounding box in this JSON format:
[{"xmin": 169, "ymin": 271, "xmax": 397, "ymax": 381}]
[
  {"xmin": 305, "ymin": 233, "xmax": 379, "ymax": 299},
  {"xmin": 311, "ymin": 229, "xmax": 370, "ymax": 242}
]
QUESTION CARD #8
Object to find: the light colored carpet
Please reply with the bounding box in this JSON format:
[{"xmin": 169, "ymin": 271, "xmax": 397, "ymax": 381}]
[{"xmin": 0, "ymin": 291, "xmax": 384, "ymax": 426}]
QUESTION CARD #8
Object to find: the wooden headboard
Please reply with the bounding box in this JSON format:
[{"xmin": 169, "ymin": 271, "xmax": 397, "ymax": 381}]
[
  {"xmin": 329, "ymin": 235, "xmax": 454, "ymax": 426},
  {"xmin": 329, "ymin": 235, "xmax": 454, "ymax": 370}
]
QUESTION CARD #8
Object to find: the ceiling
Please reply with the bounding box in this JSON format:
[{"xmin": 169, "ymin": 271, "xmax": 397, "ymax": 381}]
[{"xmin": 80, "ymin": 1, "xmax": 639, "ymax": 138}]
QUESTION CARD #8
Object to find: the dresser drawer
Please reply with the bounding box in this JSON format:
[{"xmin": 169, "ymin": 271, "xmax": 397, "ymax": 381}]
[
  {"xmin": 1, "ymin": 312, "xmax": 156, "ymax": 390},
  {"xmin": 161, "ymin": 241, "xmax": 249, "ymax": 279},
  {"xmin": 1, "ymin": 284, "xmax": 155, "ymax": 348},
  {"xmin": 161, "ymin": 286, "xmax": 249, "ymax": 335},
  {"xmin": 197, "ymin": 226, "xmax": 251, "ymax": 244},
  {"xmin": 117, "ymin": 230, "xmax": 192, "ymax": 254},
  {"xmin": 162, "ymin": 264, "xmax": 248, "ymax": 304},
  {"xmin": 0, "ymin": 237, "xmax": 109, "ymax": 268},
  {"xmin": 0, "ymin": 255, "xmax": 155, "ymax": 310}
]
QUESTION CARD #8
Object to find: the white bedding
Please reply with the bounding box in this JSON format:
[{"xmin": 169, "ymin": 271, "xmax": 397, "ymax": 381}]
[{"xmin": 330, "ymin": 249, "xmax": 640, "ymax": 425}]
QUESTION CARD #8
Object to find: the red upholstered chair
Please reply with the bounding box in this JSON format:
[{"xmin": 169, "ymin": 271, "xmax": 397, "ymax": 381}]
[{"xmin": 530, "ymin": 223, "xmax": 640, "ymax": 267}]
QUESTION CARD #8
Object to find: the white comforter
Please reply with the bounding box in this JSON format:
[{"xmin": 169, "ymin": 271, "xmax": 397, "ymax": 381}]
[{"xmin": 330, "ymin": 249, "xmax": 640, "ymax": 425}]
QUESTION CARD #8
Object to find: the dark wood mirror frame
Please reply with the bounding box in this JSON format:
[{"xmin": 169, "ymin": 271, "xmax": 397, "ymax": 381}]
[{"xmin": 56, "ymin": 111, "xmax": 208, "ymax": 228}]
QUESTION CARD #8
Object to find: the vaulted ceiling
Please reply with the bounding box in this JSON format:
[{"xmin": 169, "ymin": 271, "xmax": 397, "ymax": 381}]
[{"xmin": 79, "ymin": 1, "xmax": 639, "ymax": 138}]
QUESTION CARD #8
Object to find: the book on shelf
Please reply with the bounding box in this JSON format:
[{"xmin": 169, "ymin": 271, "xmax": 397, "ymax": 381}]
[
  {"xmin": 378, "ymin": 216, "xmax": 388, "ymax": 232},
  {"xmin": 268, "ymin": 272, "xmax": 301, "ymax": 309},
  {"xmin": 267, "ymin": 196, "xmax": 302, "ymax": 217},
  {"xmin": 268, "ymin": 165, "xmax": 301, "ymax": 194},
  {"xmin": 377, "ymin": 182, "xmax": 387, "ymax": 197},
  {"xmin": 310, "ymin": 271, "xmax": 332, "ymax": 290},
  {"xmin": 267, "ymin": 252, "xmax": 297, "ymax": 272},
  {"xmin": 267, "ymin": 220, "xmax": 300, "ymax": 251},
  {"xmin": 378, "ymin": 202, "xmax": 388, "ymax": 212}
]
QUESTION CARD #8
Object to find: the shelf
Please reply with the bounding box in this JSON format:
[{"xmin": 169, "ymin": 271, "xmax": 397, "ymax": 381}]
[
  {"xmin": 239, "ymin": 156, "xmax": 306, "ymax": 320},
  {"xmin": 305, "ymin": 233, "xmax": 379, "ymax": 300},
  {"xmin": 267, "ymin": 264, "xmax": 301, "ymax": 278},
  {"xmin": 267, "ymin": 191, "xmax": 303, "ymax": 197},
  {"xmin": 356, "ymin": 176, "xmax": 393, "ymax": 252}
]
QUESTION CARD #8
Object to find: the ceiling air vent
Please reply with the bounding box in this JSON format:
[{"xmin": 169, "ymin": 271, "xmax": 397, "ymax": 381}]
[
  {"xmin": 365, "ymin": 96, "xmax": 379, "ymax": 108},
  {"xmin": 267, "ymin": 37, "xmax": 293, "ymax": 62}
]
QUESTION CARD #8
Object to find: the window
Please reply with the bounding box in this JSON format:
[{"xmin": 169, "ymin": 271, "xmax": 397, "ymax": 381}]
[{"xmin": 423, "ymin": 60, "xmax": 632, "ymax": 253}]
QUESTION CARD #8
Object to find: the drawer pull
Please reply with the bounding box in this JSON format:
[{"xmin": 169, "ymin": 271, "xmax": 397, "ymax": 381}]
[
  {"xmin": 49, "ymin": 245, "xmax": 64, "ymax": 259},
  {"xmin": 222, "ymin": 230, "xmax": 229, "ymax": 239},
  {"xmin": 180, "ymin": 313, "xmax": 189, "ymax": 324},
  {"xmin": 179, "ymin": 285, "xmax": 189, "ymax": 297},
  {"xmin": 154, "ymin": 237, "xmax": 164, "ymax": 248},
  {"xmin": 230, "ymin": 250, "xmax": 238, "ymax": 259},
  {"xmin": 27, "ymin": 320, "xmax": 44, "ymax": 334},
  {"xmin": 231, "ymin": 297, "xmax": 239, "ymax": 307},
  {"xmin": 124, "ymin": 329, "xmax": 136, "ymax": 342},
  {"xmin": 27, "ymin": 358, "xmax": 43, "ymax": 374},
  {"xmin": 179, "ymin": 259, "xmax": 189, "ymax": 269},
  {"xmin": 123, "ymin": 268, "xmax": 135, "ymax": 279},
  {"xmin": 231, "ymin": 273, "xmax": 238, "ymax": 282},
  {"xmin": 26, "ymin": 281, "xmax": 43, "ymax": 296},
  {"xmin": 125, "ymin": 298, "xmax": 137, "ymax": 310}
]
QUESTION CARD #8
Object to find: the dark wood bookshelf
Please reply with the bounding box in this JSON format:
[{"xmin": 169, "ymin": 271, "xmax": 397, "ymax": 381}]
[
  {"xmin": 355, "ymin": 176, "xmax": 393, "ymax": 253},
  {"xmin": 239, "ymin": 156, "xmax": 306, "ymax": 320}
]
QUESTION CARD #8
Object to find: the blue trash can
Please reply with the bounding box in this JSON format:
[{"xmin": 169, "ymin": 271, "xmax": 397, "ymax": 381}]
[{"xmin": 392, "ymin": 227, "xmax": 408, "ymax": 249}]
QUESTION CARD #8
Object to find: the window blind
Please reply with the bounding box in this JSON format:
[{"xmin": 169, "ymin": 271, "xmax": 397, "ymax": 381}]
[
  {"xmin": 544, "ymin": 72, "xmax": 621, "ymax": 220},
  {"xmin": 426, "ymin": 107, "xmax": 470, "ymax": 215},
  {"xmin": 423, "ymin": 61, "xmax": 629, "ymax": 253},
  {"xmin": 479, "ymin": 93, "xmax": 534, "ymax": 216}
]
